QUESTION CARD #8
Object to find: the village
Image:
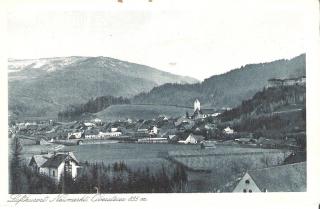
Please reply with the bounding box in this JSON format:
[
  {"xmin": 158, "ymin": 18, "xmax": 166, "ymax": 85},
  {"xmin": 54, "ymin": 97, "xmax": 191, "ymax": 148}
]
[{"xmin": 9, "ymin": 76, "xmax": 306, "ymax": 193}]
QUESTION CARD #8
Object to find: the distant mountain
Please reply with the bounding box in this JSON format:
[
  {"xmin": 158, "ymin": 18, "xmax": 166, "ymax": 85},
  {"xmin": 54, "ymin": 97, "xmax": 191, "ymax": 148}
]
[
  {"xmin": 8, "ymin": 56, "xmax": 198, "ymax": 118},
  {"xmin": 132, "ymin": 54, "xmax": 306, "ymax": 109}
]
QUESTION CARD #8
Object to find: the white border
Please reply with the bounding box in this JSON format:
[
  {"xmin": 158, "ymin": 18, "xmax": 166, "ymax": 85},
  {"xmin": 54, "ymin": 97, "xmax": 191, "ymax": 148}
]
[{"xmin": 0, "ymin": 0, "xmax": 319, "ymax": 209}]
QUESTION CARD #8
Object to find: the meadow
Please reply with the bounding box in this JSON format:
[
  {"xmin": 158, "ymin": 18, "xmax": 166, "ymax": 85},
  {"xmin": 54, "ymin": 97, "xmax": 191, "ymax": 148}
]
[
  {"xmin": 95, "ymin": 104, "xmax": 192, "ymax": 121},
  {"xmin": 20, "ymin": 142, "xmax": 293, "ymax": 192}
]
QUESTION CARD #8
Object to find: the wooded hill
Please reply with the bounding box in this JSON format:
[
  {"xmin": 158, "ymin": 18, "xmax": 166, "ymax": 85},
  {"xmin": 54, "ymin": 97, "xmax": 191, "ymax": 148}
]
[
  {"xmin": 132, "ymin": 54, "xmax": 306, "ymax": 109},
  {"xmin": 58, "ymin": 95, "xmax": 130, "ymax": 121}
]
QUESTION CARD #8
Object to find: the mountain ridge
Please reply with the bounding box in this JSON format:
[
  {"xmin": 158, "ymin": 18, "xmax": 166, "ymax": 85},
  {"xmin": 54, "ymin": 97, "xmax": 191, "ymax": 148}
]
[{"xmin": 8, "ymin": 56, "xmax": 198, "ymax": 118}]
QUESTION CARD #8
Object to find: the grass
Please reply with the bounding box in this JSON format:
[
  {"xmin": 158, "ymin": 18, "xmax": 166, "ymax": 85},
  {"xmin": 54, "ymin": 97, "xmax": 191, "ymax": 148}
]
[
  {"xmin": 20, "ymin": 141, "xmax": 297, "ymax": 192},
  {"xmin": 95, "ymin": 104, "xmax": 192, "ymax": 121}
]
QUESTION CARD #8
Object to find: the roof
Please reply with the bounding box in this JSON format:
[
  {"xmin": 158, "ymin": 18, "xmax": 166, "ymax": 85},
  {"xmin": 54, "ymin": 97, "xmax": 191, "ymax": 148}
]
[
  {"xmin": 187, "ymin": 133, "xmax": 205, "ymax": 141},
  {"xmin": 29, "ymin": 154, "xmax": 53, "ymax": 167},
  {"xmin": 247, "ymin": 162, "xmax": 306, "ymax": 192},
  {"xmin": 41, "ymin": 153, "xmax": 79, "ymax": 168}
]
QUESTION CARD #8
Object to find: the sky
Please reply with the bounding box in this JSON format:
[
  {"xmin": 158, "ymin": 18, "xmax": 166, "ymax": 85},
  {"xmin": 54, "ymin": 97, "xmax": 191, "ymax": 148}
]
[{"xmin": 6, "ymin": 0, "xmax": 308, "ymax": 80}]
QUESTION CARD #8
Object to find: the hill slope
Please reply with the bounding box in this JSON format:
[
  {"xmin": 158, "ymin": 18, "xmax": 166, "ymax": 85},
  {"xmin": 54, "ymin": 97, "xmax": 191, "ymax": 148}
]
[
  {"xmin": 8, "ymin": 57, "xmax": 198, "ymax": 118},
  {"xmin": 132, "ymin": 54, "xmax": 306, "ymax": 109}
]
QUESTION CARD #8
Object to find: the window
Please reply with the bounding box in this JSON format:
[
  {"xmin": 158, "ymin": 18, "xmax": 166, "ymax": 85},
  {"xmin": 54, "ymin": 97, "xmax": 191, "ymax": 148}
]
[
  {"xmin": 53, "ymin": 170, "xmax": 56, "ymax": 177},
  {"xmin": 245, "ymin": 179, "xmax": 250, "ymax": 184},
  {"xmin": 249, "ymin": 190, "xmax": 252, "ymax": 193},
  {"xmin": 243, "ymin": 189, "xmax": 247, "ymax": 193}
]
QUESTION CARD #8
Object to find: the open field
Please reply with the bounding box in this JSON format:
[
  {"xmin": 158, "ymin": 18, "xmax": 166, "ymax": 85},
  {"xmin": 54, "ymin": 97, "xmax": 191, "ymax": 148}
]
[
  {"xmin": 95, "ymin": 104, "xmax": 192, "ymax": 121},
  {"xmin": 19, "ymin": 141, "xmax": 295, "ymax": 192}
]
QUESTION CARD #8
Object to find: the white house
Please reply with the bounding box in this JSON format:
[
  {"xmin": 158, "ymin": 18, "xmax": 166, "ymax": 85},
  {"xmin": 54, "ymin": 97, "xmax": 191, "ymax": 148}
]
[
  {"xmin": 178, "ymin": 133, "xmax": 205, "ymax": 144},
  {"xmin": 68, "ymin": 131, "xmax": 84, "ymax": 139},
  {"xmin": 223, "ymin": 127, "xmax": 234, "ymax": 134},
  {"xmin": 149, "ymin": 126, "xmax": 158, "ymax": 135},
  {"xmin": 98, "ymin": 131, "xmax": 122, "ymax": 138},
  {"xmin": 92, "ymin": 118, "xmax": 102, "ymax": 124},
  {"xmin": 28, "ymin": 152, "xmax": 80, "ymax": 183},
  {"xmin": 84, "ymin": 122, "xmax": 96, "ymax": 127},
  {"xmin": 111, "ymin": 127, "xmax": 118, "ymax": 132},
  {"xmin": 232, "ymin": 162, "xmax": 306, "ymax": 193}
]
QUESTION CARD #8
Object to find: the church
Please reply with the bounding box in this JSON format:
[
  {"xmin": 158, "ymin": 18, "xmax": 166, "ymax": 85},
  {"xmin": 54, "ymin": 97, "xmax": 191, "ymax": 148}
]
[{"xmin": 191, "ymin": 99, "xmax": 216, "ymax": 119}]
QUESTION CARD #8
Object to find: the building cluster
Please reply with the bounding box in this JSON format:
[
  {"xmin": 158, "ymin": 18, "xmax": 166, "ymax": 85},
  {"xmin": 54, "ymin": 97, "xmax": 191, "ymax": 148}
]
[{"xmin": 267, "ymin": 76, "xmax": 306, "ymax": 88}]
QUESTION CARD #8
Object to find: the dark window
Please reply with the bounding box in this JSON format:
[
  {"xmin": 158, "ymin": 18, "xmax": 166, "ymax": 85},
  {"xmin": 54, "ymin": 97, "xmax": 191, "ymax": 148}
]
[
  {"xmin": 245, "ymin": 179, "xmax": 250, "ymax": 184},
  {"xmin": 249, "ymin": 190, "xmax": 252, "ymax": 193},
  {"xmin": 243, "ymin": 189, "xmax": 247, "ymax": 193},
  {"xmin": 53, "ymin": 170, "xmax": 56, "ymax": 177}
]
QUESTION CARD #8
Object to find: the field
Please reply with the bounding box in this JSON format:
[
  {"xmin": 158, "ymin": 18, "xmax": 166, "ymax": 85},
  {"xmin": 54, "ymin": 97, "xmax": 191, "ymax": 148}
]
[
  {"xmin": 20, "ymin": 141, "xmax": 294, "ymax": 192},
  {"xmin": 95, "ymin": 104, "xmax": 192, "ymax": 121},
  {"xmin": 168, "ymin": 147, "xmax": 292, "ymax": 192}
]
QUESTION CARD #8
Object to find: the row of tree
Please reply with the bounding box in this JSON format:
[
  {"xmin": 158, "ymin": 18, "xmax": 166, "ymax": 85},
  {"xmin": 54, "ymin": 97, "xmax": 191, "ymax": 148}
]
[
  {"xmin": 60, "ymin": 162, "xmax": 188, "ymax": 194},
  {"xmin": 58, "ymin": 95, "xmax": 130, "ymax": 121}
]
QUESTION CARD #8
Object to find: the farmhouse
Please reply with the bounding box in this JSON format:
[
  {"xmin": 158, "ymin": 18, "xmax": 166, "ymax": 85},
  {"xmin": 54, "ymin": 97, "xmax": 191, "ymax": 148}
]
[
  {"xmin": 29, "ymin": 152, "xmax": 80, "ymax": 182},
  {"xmin": 223, "ymin": 127, "xmax": 234, "ymax": 134},
  {"xmin": 232, "ymin": 162, "xmax": 306, "ymax": 192},
  {"xmin": 68, "ymin": 131, "xmax": 84, "ymax": 139},
  {"xmin": 178, "ymin": 133, "xmax": 205, "ymax": 144},
  {"xmin": 149, "ymin": 126, "xmax": 158, "ymax": 135}
]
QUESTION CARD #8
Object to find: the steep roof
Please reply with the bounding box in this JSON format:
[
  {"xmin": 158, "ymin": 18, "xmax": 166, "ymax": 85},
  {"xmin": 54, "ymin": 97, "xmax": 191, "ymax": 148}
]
[
  {"xmin": 41, "ymin": 153, "xmax": 79, "ymax": 168},
  {"xmin": 29, "ymin": 154, "xmax": 53, "ymax": 167},
  {"xmin": 248, "ymin": 162, "xmax": 306, "ymax": 192},
  {"xmin": 186, "ymin": 133, "xmax": 205, "ymax": 141}
]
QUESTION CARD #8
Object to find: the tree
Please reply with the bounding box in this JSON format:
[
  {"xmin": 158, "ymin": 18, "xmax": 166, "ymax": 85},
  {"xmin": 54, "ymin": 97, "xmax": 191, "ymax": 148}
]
[{"xmin": 9, "ymin": 134, "xmax": 23, "ymax": 193}]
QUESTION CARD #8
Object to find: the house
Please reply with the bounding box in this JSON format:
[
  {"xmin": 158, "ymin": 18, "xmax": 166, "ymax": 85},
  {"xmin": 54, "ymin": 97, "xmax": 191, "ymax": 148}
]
[
  {"xmin": 178, "ymin": 133, "xmax": 205, "ymax": 144},
  {"xmin": 137, "ymin": 137, "xmax": 168, "ymax": 143},
  {"xmin": 234, "ymin": 138, "xmax": 255, "ymax": 144},
  {"xmin": 68, "ymin": 131, "xmax": 84, "ymax": 139},
  {"xmin": 167, "ymin": 135, "xmax": 178, "ymax": 142},
  {"xmin": 84, "ymin": 122, "xmax": 96, "ymax": 127},
  {"xmin": 28, "ymin": 153, "xmax": 53, "ymax": 173},
  {"xmin": 174, "ymin": 117, "xmax": 194, "ymax": 127},
  {"xmin": 149, "ymin": 126, "xmax": 158, "ymax": 135},
  {"xmin": 29, "ymin": 152, "xmax": 80, "ymax": 182},
  {"xmin": 92, "ymin": 118, "xmax": 102, "ymax": 124},
  {"xmin": 267, "ymin": 76, "xmax": 306, "ymax": 88},
  {"xmin": 98, "ymin": 131, "xmax": 122, "ymax": 138},
  {"xmin": 223, "ymin": 126, "xmax": 234, "ymax": 134},
  {"xmin": 111, "ymin": 127, "xmax": 118, "ymax": 132},
  {"xmin": 232, "ymin": 162, "xmax": 306, "ymax": 193}
]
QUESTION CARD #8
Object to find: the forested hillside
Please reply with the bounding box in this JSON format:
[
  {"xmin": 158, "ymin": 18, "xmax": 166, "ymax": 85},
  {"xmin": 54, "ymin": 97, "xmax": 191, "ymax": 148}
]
[{"xmin": 132, "ymin": 54, "xmax": 306, "ymax": 109}]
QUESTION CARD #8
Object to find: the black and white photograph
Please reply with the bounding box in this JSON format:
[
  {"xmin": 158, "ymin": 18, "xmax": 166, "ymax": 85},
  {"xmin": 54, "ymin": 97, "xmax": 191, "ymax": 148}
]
[{"xmin": 1, "ymin": 0, "xmax": 320, "ymax": 208}]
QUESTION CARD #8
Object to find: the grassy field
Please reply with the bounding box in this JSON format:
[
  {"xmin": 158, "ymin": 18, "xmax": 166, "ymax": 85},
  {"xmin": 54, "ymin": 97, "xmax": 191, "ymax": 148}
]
[
  {"xmin": 169, "ymin": 147, "xmax": 293, "ymax": 192},
  {"xmin": 95, "ymin": 104, "xmax": 192, "ymax": 121},
  {"xmin": 20, "ymin": 141, "xmax": 295, "ymax": 192},
  {"xmin": 60, "ymin": 143, "xmax": 200, "ymax": 172}
]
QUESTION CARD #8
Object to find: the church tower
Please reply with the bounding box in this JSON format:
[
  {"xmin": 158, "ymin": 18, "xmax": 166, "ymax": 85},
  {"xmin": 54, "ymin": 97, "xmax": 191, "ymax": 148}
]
[{"xmin": 194, "ymin": 99, "xmax": 201, "ymax": 112}]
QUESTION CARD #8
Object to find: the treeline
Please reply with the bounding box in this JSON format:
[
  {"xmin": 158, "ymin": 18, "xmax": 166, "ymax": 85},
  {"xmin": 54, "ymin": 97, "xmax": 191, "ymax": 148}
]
[
  {"xmin": 9, "ymin": 136, "xmax": 189, "ymax": 194},
  {"xmin": 233, "ymin": 115, "xmax": 289, "ymax": 132},
  {"xmin": 219, "ymin": 85, "xmax": 306, "ymax": 122},
  {"xmin": 10, "ymin": 162, "xmax": 188, "ymax": 194},
  {"xmin": 58, "ymin": 95, "xmax": 130, "ymax": 121},
  {"xmin": 60, "ymin": 161, "xmax": 188, "ymax": 193}
]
